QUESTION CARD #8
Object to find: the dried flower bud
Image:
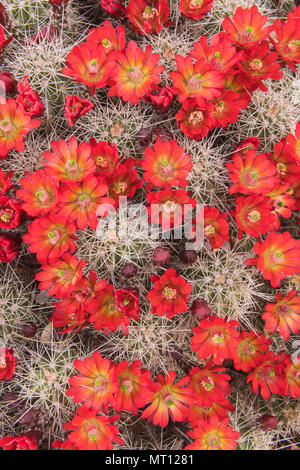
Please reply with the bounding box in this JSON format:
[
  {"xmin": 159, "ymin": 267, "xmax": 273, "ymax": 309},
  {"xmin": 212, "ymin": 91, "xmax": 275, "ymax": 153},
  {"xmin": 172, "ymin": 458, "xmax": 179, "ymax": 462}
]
[
  {"xmin": 22, "ymin": 322, "xmax": 37, "ymax": 338},
  {"xmin": 153, "ymin": 127, "xmax": 173, "ymax": 142},
  {"xmin": 121, "ymin": 263, "xmax": 137, "ymax": 278},
  {"xmin": 258, "ymin": 414, "xmax": 278, "ymax": 431},
  {"xmin": 152, "ymin": 247, "xmax": 170, "ymax": 266},
  {"xmin": 136, "ymin": 127, "xmax": 153, "ymax": 146},
  {"xmin": 191, "ymin": 298, "xmax": 211, "ymax": 321},
  {"xmin": 21, "ymin": 408, "xmax": 40, "ymax": 426},
  {"xmin": 180, "ymin": 249, "xmax": 198, "ymax": 265}
]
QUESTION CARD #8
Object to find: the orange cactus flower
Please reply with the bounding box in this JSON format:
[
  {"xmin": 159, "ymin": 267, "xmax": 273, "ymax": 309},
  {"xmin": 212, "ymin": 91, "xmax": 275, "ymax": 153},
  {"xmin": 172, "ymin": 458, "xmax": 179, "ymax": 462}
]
[
  {"xmin": 233, "ymin": 330, "xmax": 271, "ymax": 372},
  {"xmin": 189, "ymin": 361, "xmax": 231, "ymax": 407},
  {"xmin": 245, "ymin": 231, "xmax": 300, "ymax": 288},
  {"xmin": 285, "ymin": 355, "xmax": 300, "ymax": 398},
  {"xmin": 262, "ymin": 290, "xmax": 300, "ymax": 341},
  {"xmin": 108, "ymin": 41, "xmax": 164, "ymax": 105},
  {"xmin": 67, "ymin": 352, "xmax": 117, "ymax": 412},
  {"xmin": 43, "ymin": 137, "xmax": 95, "ymax": 183},
  {"xmin": 170, "ymin": 55, "xmax": 224, "ymax": 104},
  {"xmin": 191, "ymin": 316, "xmax": 240, "ymax": 365},
  {"xmin": 234, "ymin": 195, "xmax": 280, "ymax": 239},
  {"xmin": 185, "ymin": 416, "xmax": 240, "ymax": 450},
  {"xmin": 179, "ymin": 0, "xmax": 213, "ymax": 20},
  {"xmin": 270, "ymin": 6, "xmax": 300, "ymax": 71},
  {"xmin": 0, "ymin": 98, "xmax": 40, "ymax": 158},
  {"xmin": 125, "ymin": 0, "xmax": 171, "ymax": 35},
  {"xmin": 287, "ymin": 120, "xmax": 300, "ymax": 162},
  {"xmin": 86, "ymin": 20, "xmax": 126, "ymax": 56},
  {"xmin": 187, "ymin": 399, "xmax": 235, "ymax": 426},
  {"xmin": 89, "ymin": 138, "xmax": 119, "ymax": 177},
  {"xmin": 142, "ymin": 371, "xmax": 193, "ymax": 427},
  {"xmin": 247, "ymin": 352, "xmax": 287, "ymax": 399},
  {"xmin": 140, "ymin": 138, "xmax": 193, "ymax": 187},
  {"xmin": 113, "ymin": 360, "xmax": 153, "ymax": 415},
  {"xmin": 222, "ymin": 6, "xmax": 274, "ymax": 48},
  {"xmin": 64, "ymin": 406, "xmax": 124, "ymax": 450},
  {"xmin": 17, "ymin": 170, "xmax": 59, "ymax": 217}
]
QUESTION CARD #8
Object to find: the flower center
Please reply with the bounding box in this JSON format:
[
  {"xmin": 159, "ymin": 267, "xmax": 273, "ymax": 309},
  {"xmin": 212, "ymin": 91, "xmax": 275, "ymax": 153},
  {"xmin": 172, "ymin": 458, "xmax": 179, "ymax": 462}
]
[
  {"xmin": 0, "ymin": 209, "xmax": 13, "ymax": 223},
  {"xmin": 94, "ymin": 375, "xmax": 107, "ymax": 391},
  {"xmin": 163, "ymin": 286, "xmax": 177, "ymax": 299},
  {"xmin": 0, "ymin": 119, "xmax": 12, "ymax": 133},
  {"xmin": 88, "ymin": 59, "xmax": 99, "ymax": 75},
  {"xmin": 143, "ymin": 6, "xmax": 158, "ymax": 19},
  {"xmin": 214, "ymin": 51, "xmax": 220, "ymax": 59},
  {"xmin": 249, "ymin": 58, "xmax": 263, "ymax": 71},
  {"xmin": 247, "ymin": 210, "xmax": 260, "ymax": 222},
  {"xmin": 190, "ymin": 0, "xmax": 203, "ymax": 8},
  {"xmin": 101, "ymin": 38, "xmax": 113, "ymax": 52},
  {"xmin": 189, "ymin": 110, "xmax": 204, "ymax": 124},
  {"xmin": 204, "ymin": 224, "xmax": 215, "ymax": 236},
  {"xmin": 160, "ymin": 160, "xmax": 174, "ymax": 178},
  {"xmin": 215, "ymin": 100, "xmax": 224, "ymax": 113},
  {"xmin": 88, "ymin": 427, "xmax": 99, "ymax": 441},
  {"xmin": 66, "ymin": 159, "xmax": 78, "ymax": 172},
  {"xmin": 96, "ymin": 155, "xmax": 108, "ymax": 168},
  {"xmin": 201, "ymin": 376, "xmax": 214, "ymax": 391},
  {"xmin": 162, "ymin": 200, "xmax": 177, "ymax": 213},
  {"xmin": 277, "ymin": 162, "xmax": 286, "ymax": 175},
  {"xmin": 209, "ymin": 437, "xmax": 219, "ymax": 449},
  {"xmin": 212, "ymin": 333, "xmax": 224, "ymax": 344},
  {"xmin": 114, "ymin": 181, "xmax": 127, "ymax": 194},
  {"xmin": 269, "ymin": 371, "xmax": 275, "ymax": 377},
  {"xmin": 48, "ymin": 229, "xmax": 60, "ymax": 245},
  {"xmin": 35, "ymin": 190, "xmax": 49, "ymax": 203},
  {"xmin": 287, "ymin": 40, "xmax": 300, "ymax": 52},
  {"xmin": 188, "ymin": 74, "xmax": 202, "ymax": 92},
  {"xmin": 0, "ymin": 356, "xmax": 6, "ymax": 369},
  {"xmin": 77, "ymin": 193, "xmax": 91, "ymax": 208},
  {"xmin": 272, "ymin": 251, "xmax": 283, "ymax": 263},
  {"xmin": 122, "ymin": 379, "xmax": 133, "ymax": 393},
  {"xmin": 128, "ymin": 66, "xmax": 144, "ymax": 85}
]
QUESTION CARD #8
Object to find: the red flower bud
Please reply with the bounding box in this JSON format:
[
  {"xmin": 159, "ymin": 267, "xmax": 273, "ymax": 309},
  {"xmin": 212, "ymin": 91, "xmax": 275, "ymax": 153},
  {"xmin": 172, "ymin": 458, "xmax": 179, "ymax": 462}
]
[
  {"xmin": 100, "ymin": 0, "xmax": 125, "ymax": 17},
  {"xmin": 144, "ymin": 85, "xmax": 174, "ymax": 112},
  {"xmin": 152, "ymin": 246, "xmax": 170, "ymax": 266},
  {"xmin": 180, "ymin": 249, "xmax": 198, "ymax": 265},
  {"xmin": 0, "ymin": 234, "xmax": 19, "ymax": 262},
  {"xmin": 17, "ymin": 76, "xmax": 44, "ymax": 117},
  {"xmin": 258, "ymin": 414, "xmax": 278, "ymax": 431},
  {"xmin": 0, "ymin": 2, "xmax": 9, "ymax": 28},
  {"xmin": 0, "ymin": 71, "xmax": 17, "ymax": 95},
  {"xmin": 27, "ymin": 25, "xmax": 58, "ymax": 45},
  {"xmin": 152, "ymin": 126, "xmax": 173, "ymax": 142},
  {"xmin": 64, "ymin": 94, "xmax": 94, "ymax": 127},
  {"xmin": 136, "ymin": 127, "xmax": 153, "ymax": 146},
  {"xmin": 22, "ymin": 322, "xmax": 37, "ymax": 338},
  {"xmin": 191, "ymin": 298, "xmax": 211, "ymax": 321},
  {"xmin": 0, "ymin": 348, "xmax": 16, "ymax": 380},
  {"xmin": 121, "ymin": 263, "xmax": 137, "ymax": 278}
]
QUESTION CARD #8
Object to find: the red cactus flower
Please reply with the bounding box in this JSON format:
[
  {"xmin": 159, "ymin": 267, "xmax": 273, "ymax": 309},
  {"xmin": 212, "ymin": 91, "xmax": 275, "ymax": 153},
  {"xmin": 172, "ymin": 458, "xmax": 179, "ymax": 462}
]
[
  {"xmin": 0, "ymin": 71, "xmax": 17, "ymax": 95},
  {"xmin": 0, "ymin": 234, "xmax": 19, "ymax": 262},
  {"xmin": 191, "ymin": 316, "xmax": 240, "ymax": 365},
  {"xmin": 170, "ymin": 55, "xmax": 224, "ymax": 104},
  {"xmin": 287, "ymin": 120, "xmax": 300, "ymax": 162},
  {"xmin": 62, "ymin": 41, "xmax": 114, "ymax": 95},
  {"xmin": 35, "ymin": 254, "xmax": 86, "ymax": 299},
  {"xmin": 142, "ymin": 371, "xmax": 193, "ymax": 427},
  {"xmin": 176, "ymin": 98, "xmax": 215, "ymax": 140},
  {"xmin": 113, "ymin": 360, "xmax": 153, "ymax": 414},
  {"xmin": 247, "ymin": 352, "xmax": 287, "ymax": 399},
  {"xmin": 143, "ymin": 84, "xmax": 174, "ymax": 112},
  {"xmin": 43, "ymin": 137, "xmax": 95, "ymax": 183},
  {"xmin": 189, "ymin": 361, "xmax": 231, "ymax": 407},
  {"xmin": 262, "ymin": 290, "xmax": 300, "ymax": 341},
  {"xmin": 190, "ymin": 33, "xmax": 244, "ymax": 73},
  {"xmin": 86, "ymin": 20, "xmax": 126, "ymax": 57},
  {"xmin": 67, "ymin": 352, "xmax": 117, "ymax": 412},
  {"xmin": 198, "ymin": 206, "xmax": 229, "ymax": 250},
  {"xmin": 239, "ymin": 42, "xmax": 283, "ymax": 92},
  {"xmin": 140, "ymin": 138, "xmax": 193, "ymax": 187},
  {"xmin": 0, "ymin": 348, "xmax": 16, "ymax": 380},
  {"xmin": 23, "ymin": 213, "xmax": 77, "ymax": 264},
  {"xmin": 223, "ymin": 71, "xmax": 253, "ymax": 108},
  {"xmin": 0, "ymin": 98, "xmax": 40, "ymax": 158},
  {"xmin": 222, "ymin": 6, "xmax": 274, "ymax": 48},
  {"xmin": 234, "ymin": 137, "xmax": 260, "ymax": 157},
  {"xmin": 233, "ymin": 330, "xmax": 271, "ymax": 372},
  {"xmin": 0, "ymin": 196, "xmax": 22, "ymax": 229},
  {"xmin": 146, "ymin": 188, "xmax": 196, "ymax": 230},
  {"xmin": 187, "ymin": 399, "xmax": 235, "ymax": 426},
  {"xmin": 0, "ymin": 434, "xmax": 37, "ymax": 450},
  {"xmin": 212, "ymin": 90, "xmax": 246, "ymax": 128},
  {"xmin": 57, "ymin": 176, "xmax": 113, "ymax": 230},
  {"xmin": 0, "ymin": 24, "xmax": 12, "ymax": 54},
  {"xmin": 89, "ymin": 138, "xmax": 119, "ymax": 177},
  {"xmin": 234, "ymin": 195, "xmax": 280, "ymax": 238},
  {"xmin": 17, "ymin": 170, "xmax": 59, "ymax": 217},
  {"xmin": 226, "ymin": 149, "xmax": 279, "ymax": 195},
  {"xmin": 270, "ymin": 9, "xmax": 300, "ymax": 71},
  {"xmin": 179, "ymin": 0, "xmax": 213, "ymax": 20},
  {"xmin": 267, "ymin": 183, "xmax": 296, "ymax": 219},
  {"xmin": 51, "ymin": 300, "xmax": 90, "ymax": 335},
  {"xmin": 108, "ymin": 41, "xmax": 164, "ymax": 105},
  {"xmin": 285, "ymin": 355, "xmax": 300, "ymax": 398},
  {"xmin": 126, "ymin": 0, "xmax": 171, "ymax": 35},
  {"xmin": 115, "ymin": 289, "xmax": 140, "ymax": 320},
  {"xmin": 88, "ymin": 280, "xmax": 132, "ymax": 335},
  {"xmin": 64, "ymin": 95, "xmax": 94, "ymax": 128},
  {"xmin": 245, "ymin": 231, "xmax": 300, "ymax": 288},
  {"xmin": 185, "ymin": 416, "xmax": 240, "ymax": 450},
  {"xmin": 63, "ymin": 406, "xmax": 124, "ymax": 450},
  {"xmin": 270, "ymin": 137, "xmax": 300, "ymax": 184},
  {"xmin": 16, "ymin": 76, "xmax": 44, "ymax": 117},
  {"xmin": 100, "ymin": 0, "xmax": 125, "ymax": 18},
  {"xmin": 106, "ymin": 158, "xmax": 143, "ymax": 206},
  {"xmin": 147, "ymin": 268, "xmax": 192, "ymax": 319}
]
